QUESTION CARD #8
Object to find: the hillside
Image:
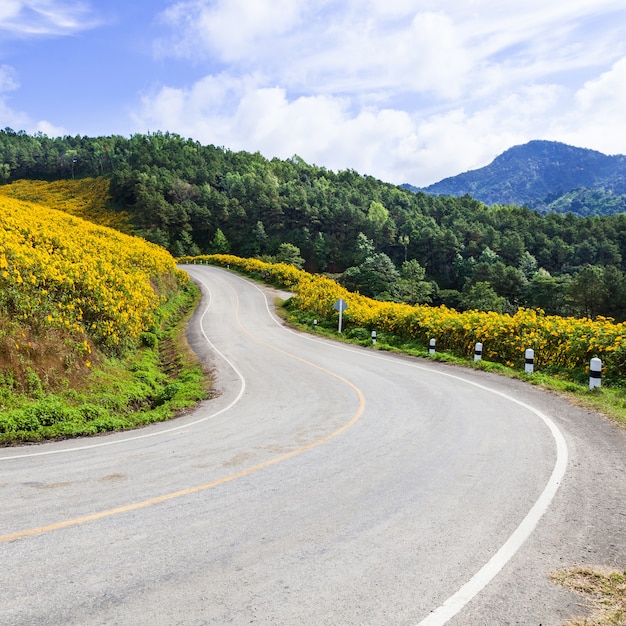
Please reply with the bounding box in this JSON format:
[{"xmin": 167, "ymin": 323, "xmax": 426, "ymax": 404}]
[
  {"xmin": 411, "ymin": 140, "xmax": 626, "ymax": 214},
  {"xmin": 2, "ymin": 131, "xmax": 626, "ymax": 321},
  {"xmin": 0, "ymin": 185, "xmax": 205, "ymax": 443},
  {"xmin": 0, "ymin": 177, "xmax": 132, "ymax": 231}
]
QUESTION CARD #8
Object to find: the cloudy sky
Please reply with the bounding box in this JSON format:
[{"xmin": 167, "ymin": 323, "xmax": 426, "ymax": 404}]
[{"xmin": 1, "ymin": 1, "xmax": 626, "ymax": 186}]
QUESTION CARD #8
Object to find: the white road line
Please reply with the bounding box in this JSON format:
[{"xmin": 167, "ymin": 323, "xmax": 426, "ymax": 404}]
[
  {"xmin": 239, "ymin": 270, "xmax": 569, "ymax": 626},
  {"xmin": 3, "ymin": 265, "xmax": 571, "ymax": 626},
  {"xmin": 0, "ymin": 271, "xmax": 246, "ymax": 461}
]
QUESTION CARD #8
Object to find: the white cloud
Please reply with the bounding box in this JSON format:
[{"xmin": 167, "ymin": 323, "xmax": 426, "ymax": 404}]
[
  {"xmin": 550, "ymin": 56, "xmax": 626, "ymax": 155},
  {"xmin": 156, "ymin": 1, "xmax": 626, "ymax": 99},
  {"xmin": 133, "ymin": 77, "xmax": 558, "ymax": 185},
  {"xmin": 0, "ymin": 65, "xmax": 19, "ymax": 92},
  {"xmin": 0, "ymin": 2, "xmax": 22, "ymax": 23},
  {"xmin": 158, "ymin": 0, "xmax": 306, "ymax": 61},
  {"xmin": 135, "ymin": 1, "xmax": 626, "ymax": 185},
  {"xmin": 0, "ymin": 97, "xmax": 30, "ymax": 131},
  {"xmin": 0, "ymin": 94, "xmax": 67, "ymax": 136},
  {"xmin": 35, "ymin": 119, "xmax": 67, "ymax": 136},
  {"xmin": 0, "ymin": 65, "xmax": 66, "ymax": 135},
  {"xmin": 0, "ymin": 0, "xmax": 97, "ymax": 36}
]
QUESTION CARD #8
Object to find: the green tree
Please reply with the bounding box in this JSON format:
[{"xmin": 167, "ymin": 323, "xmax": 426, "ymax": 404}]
[
  {"xmin": 210, "ymin": 228, "xmax": 230, "ymax": 254},
  {"xmin": 341, "ymin": 234, "xmax": 400, "ymax": 299},
  {"xmin": 523, "ymin": 269, "xmax": 571, "ymax": 315},
  {"xmin": 274, "ymin": 243, "xmax": 304, "ymax": 268},
  {"xmin": 462, "ymin": 281, "xmax": 507, "ymax": 313},
  {"xmin": 518, "ymin": 251, "xmax": 538, "ymax": 280},
  {"xmin": 567, "ymin": 266, "xmax": 609, "ymax": 319},
  {"xmin": 311, "ymin": 232, "xmax": 331, "ymax": 271},
  {"xmin": 394, "ymin": 259, "xmax": 434, "ymax": 304},
  {"xmin": 251, "ymin": 220, "xmax": 268, "ymax": 256},
  {"xmin": 398, "ymin": 234, "xmax": 410, "ymax": 262}
]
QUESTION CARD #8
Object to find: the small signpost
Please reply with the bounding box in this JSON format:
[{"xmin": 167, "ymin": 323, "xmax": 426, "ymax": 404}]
[{"xmin": 333, "ymin": 298, "xmax": 348, "ymax": 333}]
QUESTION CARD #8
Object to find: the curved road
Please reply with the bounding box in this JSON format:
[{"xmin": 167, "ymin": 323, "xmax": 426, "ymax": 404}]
[{"xmin": 1, "ymin": 265, "xmax": 624, "ymax": 625}]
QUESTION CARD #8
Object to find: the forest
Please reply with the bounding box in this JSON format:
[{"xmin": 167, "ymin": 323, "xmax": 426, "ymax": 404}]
[{"xmin": 2, "ymin": 128, "xmax": 626, "ymax": 321}]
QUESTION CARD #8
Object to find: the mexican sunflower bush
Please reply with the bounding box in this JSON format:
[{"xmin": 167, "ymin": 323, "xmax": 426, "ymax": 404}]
[
  {"xmin": 183, "ymin": 254, "xmax": 626, "ymax": 377},
  {"xmin": 1, "ymin": 193, "xmax": 187, "ymax": 387}
]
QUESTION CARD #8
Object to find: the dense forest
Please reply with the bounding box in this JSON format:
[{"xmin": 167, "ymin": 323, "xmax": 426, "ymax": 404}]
[{"xmin": 2, "ymin": 128, "xmax": 626, "ymax": 321}]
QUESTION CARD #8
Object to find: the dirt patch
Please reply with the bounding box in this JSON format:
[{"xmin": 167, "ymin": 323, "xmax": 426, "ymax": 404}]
[
  {"xmin": 551, "ymin": 566, "xmax": 626, "ymax": 625},
  {"xmin": 98, "ymin": 473, "xmax": 127, "ymax": 482}
]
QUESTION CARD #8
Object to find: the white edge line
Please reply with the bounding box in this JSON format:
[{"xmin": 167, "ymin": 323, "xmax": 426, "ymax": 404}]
[
  {"xmin": 4, "ymin": 266, "xmax": 570, "ymax": 625},
  {"xmin": 236, "ymin": 270, "xmax": 569, "ymax": 626},
  {"xmin": 0, "ymin": 271, "xmax": 246, "ymax": 461}
]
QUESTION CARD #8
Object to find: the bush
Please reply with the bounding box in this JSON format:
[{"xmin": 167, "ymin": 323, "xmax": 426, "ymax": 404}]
[
  {"xmin": 79, "ymin": 403, "xmax": 110, "ymax": 421},
  {"xmin": 140, "ymin": 331, "xmax": 158, "ymax": 349},
  {"xmin": 155, "ymin": 382, "xmax": 181, "ymax": 406},
  {"xmin": 7, "ymin": 408, "xmax": 40, "ymax": 431},
  {"xmin": 0, "ymin": 413, "xmax": 18, "ymax": 433},
  {"xmin": 91, "ymin": 416, "xmax": 128, "ymax": 432},
  {"xmin": 24, "ymin": 398, "xmax": 80, "ymax": 427}
]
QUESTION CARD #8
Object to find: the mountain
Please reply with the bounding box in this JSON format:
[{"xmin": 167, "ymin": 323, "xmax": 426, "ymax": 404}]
[{"xmin": 408, "ymin": 140, "xmax": 626, "ymax": 215}]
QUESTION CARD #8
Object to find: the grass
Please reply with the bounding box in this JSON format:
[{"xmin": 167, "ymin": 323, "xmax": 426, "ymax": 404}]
[
  {"xmin": 277, "ymin": 299, "xmax": 626, "ymax": 626},
  {"xmin": 280, "ymin": 302, "xmax": 626, "ymax": 428},
  {"xmin": 0, "ymin": 280, "xmax": 210, "ymax": 445},
  {"xmin": 551, "ymin": 567, "xmax": 626, "ymax": 625}
]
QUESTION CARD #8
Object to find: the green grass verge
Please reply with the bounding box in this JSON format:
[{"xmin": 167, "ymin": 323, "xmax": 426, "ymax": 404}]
[
  {"xmin": 281, "ymin": 301, "xmax": 626, "ymax": 427},
  {"xmin": 0, "ymin": 280, "xmax": 210, "ymax": 445}
]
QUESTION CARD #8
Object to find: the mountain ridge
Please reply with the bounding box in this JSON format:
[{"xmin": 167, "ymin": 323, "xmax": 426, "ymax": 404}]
[{"xmin": 407, "ymin": 140, "xmax": 626, "ymax": 215}]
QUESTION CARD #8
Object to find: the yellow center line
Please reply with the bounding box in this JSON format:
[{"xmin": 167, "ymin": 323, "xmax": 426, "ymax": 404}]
[{"xmin": 1, "ymin": 278, "xmax": 365, "ymax": 543}]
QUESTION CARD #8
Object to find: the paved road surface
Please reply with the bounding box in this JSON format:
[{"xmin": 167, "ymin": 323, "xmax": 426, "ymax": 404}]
[{"xmin": 1, "ymin": 265, "xmax": 624, "ymax": 625}]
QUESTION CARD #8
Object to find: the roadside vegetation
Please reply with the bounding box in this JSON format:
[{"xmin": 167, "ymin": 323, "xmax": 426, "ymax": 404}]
[
  {"xmin": 180, "ymin": 254, "xmax": 626, "ymax": 425},
  {"xmin": 0, "ymin": 176, "xmax": 131, "ymax": 231},
  {"xmin": 0, "ymin": 191, "xmax": 208, "ymax": 445},
  {"xmin": 551, "ymin": 567, "xmax": 626, "ymax": 625}
]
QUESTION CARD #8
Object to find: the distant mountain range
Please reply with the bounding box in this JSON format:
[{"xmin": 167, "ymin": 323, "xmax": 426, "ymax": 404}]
[{"xmin": 405, "ymin": 140, "xmax": 626, "ymax": 216}]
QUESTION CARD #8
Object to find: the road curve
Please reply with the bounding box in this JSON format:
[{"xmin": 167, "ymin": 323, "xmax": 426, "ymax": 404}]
[{"xmin": 1, "ymin": 265, "xmax": 624, "ymax": 625}]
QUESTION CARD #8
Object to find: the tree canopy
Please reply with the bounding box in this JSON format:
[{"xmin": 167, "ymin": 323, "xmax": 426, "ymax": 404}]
[{"xmin": 3, "ymin": 128, "xmax": 626, "ymax": 319}]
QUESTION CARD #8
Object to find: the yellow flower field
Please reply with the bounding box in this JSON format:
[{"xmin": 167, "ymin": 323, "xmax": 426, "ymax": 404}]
[
  {"xmin": 0, "ymin": 177, "xmax": 131, "ymax": 231},
  {"xmin": 1, "ymin": 193, "xmax": 185, "ymax": 359},
  {"xmin": 184, "ymin": 254, "xmax": 626, "ymax": 375}
]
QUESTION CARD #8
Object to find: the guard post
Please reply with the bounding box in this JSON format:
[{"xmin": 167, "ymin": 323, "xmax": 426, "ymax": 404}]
[
  {"xmin": 589, "ymin": 358, "xmax": 602, "ymax": 389},
  {"xmin": 525, "ymin": 348, "xmax": 534, "ymax": 374}
]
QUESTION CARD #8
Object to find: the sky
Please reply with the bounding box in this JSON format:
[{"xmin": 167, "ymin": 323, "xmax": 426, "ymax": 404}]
[{"xmin": 1, "ymin": 1, "xmax": 626, "ymax": 187}]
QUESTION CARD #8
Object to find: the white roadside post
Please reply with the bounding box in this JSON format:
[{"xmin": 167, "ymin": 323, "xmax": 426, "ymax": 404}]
[
  {"xmin": 589, "ymin": 357, "xmax": 602, "ymax": 389},
  {"xmin": 474, "ymin": 342, "xmax": 483, "ymax": 362},
  {"xmin": 371, "ymin": 330, "xmax": 377, "ymax": 345},
  {"xmin": 525, "ymin": 348, "xmax": 535, "ymax": 374},
  {"xmin": 429, "ymin": 338, "xmax": 436, "ymax": 354}
]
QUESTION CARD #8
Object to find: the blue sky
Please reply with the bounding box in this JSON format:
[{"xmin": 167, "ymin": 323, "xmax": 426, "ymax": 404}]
[{"xmin": 1, "ymin": 1, "xmax": 626, "ymax": 186}]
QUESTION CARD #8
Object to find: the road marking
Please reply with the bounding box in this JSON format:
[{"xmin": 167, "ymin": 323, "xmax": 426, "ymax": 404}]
[
  {"xmin": 415, "ymin": 395, "xmax": 567, "ymax": 625},
  {"xmin": 0, "ymin": 393, "xmax": 364, "ymax": 542},
  {"xmin": 0, "ymin": 277, "xmax": 246, "ymax": 461},
  {"xmin": 0, "ymin": 269, "xmax": 365, "ymax": 543},
  {"xmin": 233, "ymin": 269, "xmax": 569, "ymax": 626},
  {"xmin": 3, "ymin": 264, "xmax": 569, "ymax": 624}
]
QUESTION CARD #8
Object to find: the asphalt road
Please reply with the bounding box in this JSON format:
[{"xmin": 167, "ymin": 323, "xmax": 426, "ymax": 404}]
[{"xmin": 1, "ymin": 265, "xmax": 624, "ymax": 625}]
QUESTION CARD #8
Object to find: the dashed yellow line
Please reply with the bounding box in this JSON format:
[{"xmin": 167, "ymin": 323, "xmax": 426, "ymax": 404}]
[{"xmin": 1, "ymin": 276, "xmax": 365, "ymax": 543}]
